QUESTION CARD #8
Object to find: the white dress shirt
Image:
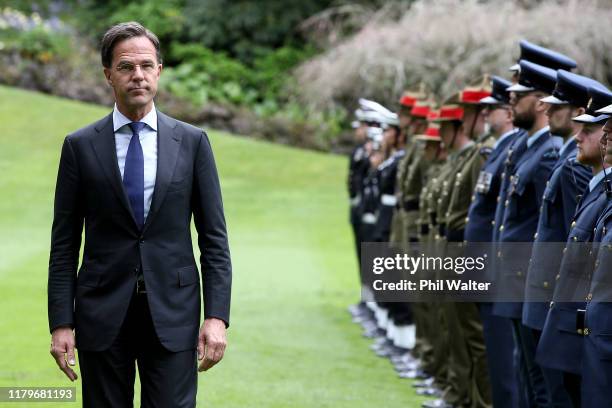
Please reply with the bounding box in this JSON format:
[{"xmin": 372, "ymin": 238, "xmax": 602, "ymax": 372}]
[{"xmin": 113, "ymin": 104, "xmax": 158, "ymax": 221}]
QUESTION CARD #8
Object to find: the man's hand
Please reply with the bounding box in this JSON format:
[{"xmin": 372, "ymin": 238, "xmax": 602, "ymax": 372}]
[
  {"xmin": 50, "ymin": 327, "xmax": 78, "ymax": 381},
  {"xmin": 197, "ymin": 318, "xmax": 227, "ymax": 372}
]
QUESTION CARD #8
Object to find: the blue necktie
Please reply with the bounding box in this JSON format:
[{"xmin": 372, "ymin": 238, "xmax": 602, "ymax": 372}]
[{"xmin": 123, "ymin": 122, "xmax": 146, "ymax": 229}]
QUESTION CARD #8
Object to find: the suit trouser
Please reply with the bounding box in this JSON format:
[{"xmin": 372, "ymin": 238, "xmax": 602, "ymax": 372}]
[
  {"xmin": 479, "ymin": 302, "xmax": 518, "ymax": 408},
  {"xmin": 430, "ymin": 302, "xmax": 450, "ymax": 391},
  {"xmin": 511, "ymin": 319, "xmax": 549, "ymax": 408},
  {"xmin": 456, "ymin": 302, "xmax": 492, "ymax": 408},
  {"xmin": 78, "ymin": 290, "xmax": 197, "ymax": 408},
  {"xmin": 412, "ymin": 302, "xmax": 435, "ymax": 365},
  {"xmin": 441, "ymin": 301, "xmax": 471, "ymax": 407}
]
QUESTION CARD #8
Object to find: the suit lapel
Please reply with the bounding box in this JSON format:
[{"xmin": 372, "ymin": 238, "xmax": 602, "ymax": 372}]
[
  {"xmin": 142, "ymin": 111, "xmax": 182, "ymax": 233},
  {"xmin": 91, "ymin": 113, "xmax": 139, "ymax": 228}
]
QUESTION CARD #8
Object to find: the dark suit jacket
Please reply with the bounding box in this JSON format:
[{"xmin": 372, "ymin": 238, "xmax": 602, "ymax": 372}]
[{"xmin": 47, "ymin": 110, "xmax": 232, "ymax": 352}]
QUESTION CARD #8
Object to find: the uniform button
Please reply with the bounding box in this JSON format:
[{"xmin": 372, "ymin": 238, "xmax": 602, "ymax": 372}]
[
  {"xmin": 134, "ymin": 267, "xmax": 140, "ymax": 273},
  {"xmin": 497, "ymin": 196, "xmax": 500, "ymax": 203},
  {"xmin": 543, "ymin": 281, "xmax": 549, "ymax": 288},
  {"xmin": 577, "ymin": 328, "xmax": 583, "ymax": 335},
  {"xmin": 471, "ymin": 195, "xmax": 476, "ymax": 201},
  {"xmin": 556, "ymin": 274, "xmax": 561, "ymax": 280},
  {"xmin": 491, "ymin": 220, "xmax": 496, "ymax": 226},
  {"xmin": 584, "ymin": 328, "xmax": 590, "ymax": 336},
  {"xmin": 546, "ymin": 180, "xmax": 550, "ymax": 186},
  {"xmin": 549, "ymin": 301, "xmax": 554, "ymax": 308},
  {"xmin": 139, "ymin": 239, "xmax": 144, "ymax": 244},
  {"xmin": 505, "ymin": 199, "xmax": 509, "ymax": 207},
  {"xmin": 587, "ymin": 293, "xmax": 593, "ymax": 301},
  {"xmin": 497, "ymin": 251, "xmax": 502, "ymax": 258},
  {"xmin": 499, "ymin": 225, "xmax": 504, "ymax": 232},
  {"xmin": 571, "ymin": 221, "xmax": 576, "ymax": 228},
  {"xmin": 517, "ymin": 270, "xmax": 523, "ymax": 277},
  {"xmin": 533, "ymin": 232, "xmax": 538, "ymax": 239},
  {"xmin": 563, "ymin": 247, "xmax": 567, "ymax": 254},
  {"xmin": 572, "ymin": 236, "xmax": 578, "ymax": 242},
  {"xmin": 465, "ymin": 217, "xmax": 470, "ymax": 223},
  {"xmin": 595, "ymin": 260, "xmax": 600, "ymax": 267}
]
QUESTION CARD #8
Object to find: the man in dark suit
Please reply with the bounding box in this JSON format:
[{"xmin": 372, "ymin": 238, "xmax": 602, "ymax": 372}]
[{"xmin": 47, "ymin": 21, "xmax": 232, "ymax": 407}]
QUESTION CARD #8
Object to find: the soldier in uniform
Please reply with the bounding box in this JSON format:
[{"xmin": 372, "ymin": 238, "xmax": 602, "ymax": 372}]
[
  {"xmin": 579, "ymin": 103, "xmax": 612, "ymax": 406},
  {"xmin": 493, "ymin": 59, "xmax": 565, "ymax": 406},
  {"xmin": 440, "ymin": 82, "xmax": 496, "ymax": 408},
  {"xmin": 537, "ymin": 85, "xmax": 612, "ymax": 407},
  {"xmin": 465, "ymin": 76, "xmax": 524, "ymax": 408},
  {"xmin": 390, "ymin": 90, "xmax": 427, "ymax": 246},
  {"xmin": 422, "ymin": 99, "xmax": 482, "ymax": 408},
  {"xmin": 521, "ymin": 71, "xmax": 600, "ymax": 406},
  {"xmin": 349, "ymin": 104, "xmax": 387, "ymax": 319}
]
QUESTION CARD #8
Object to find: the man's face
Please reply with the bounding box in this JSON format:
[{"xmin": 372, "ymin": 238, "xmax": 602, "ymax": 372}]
[
  {"xmin": 510, "ymin": 91, "xmax": 538, "ymax": 129},
  {"xmin": 423, "ymin": 141, "xmax": 440, "ymax": 161},
  {"xmin": 546, "ymin": 104, "xmax": 576, "ymax": 138},
  {"xmin": 382, "ymin": 127, "xmax": 398, "ymax": 151},
  {"xmin": 439, "ymin": 121, "xmax": 458, "ymax": 150},
  {"xmin": 603, "ymin": 119, "xmax": 612, "ymax": 165},
  {"xmin": 462, "ymin": 105, "xmax": 485, "ymax": 138},
  {"xmin": 355, "ymin": 123, "xmax": 368, "ymax": 143},
  {"xmin": 103, "ymin": 36, "xmax": 162, "ymax": 111},
  {"xmin": 408, "ymin": 117, "xmax": 427, "ymax": 136},
  {"xmin": 484, "ymin": 105, "xmax": 512, "ymax": 135},
  {"xmin": 398, "ymin": 107, "xmax": 413, "ymax": 129},
  {"xmin": 575, "ymin": 123, "xmax": 605, "ymax": 166}
]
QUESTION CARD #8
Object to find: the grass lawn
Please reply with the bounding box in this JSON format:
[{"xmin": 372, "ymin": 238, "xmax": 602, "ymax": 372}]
[{"xmin": 0, "ymin": 85, "xmax": 426, "ymax": 407}]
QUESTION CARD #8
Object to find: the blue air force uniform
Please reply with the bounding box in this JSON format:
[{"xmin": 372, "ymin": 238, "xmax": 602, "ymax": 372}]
[
  {"xmin": 464, "ymin": 75, "xmax": 524, "ymax": 408},
  {"xmin": 522, "ymin": 70, "xmax": 602, "ymax": 331},
  {"xmin": 537, "ymin": 173, "xmax": 609, "ymax": 374},
  {"xmin": 492, "ymin": 125, "xmax": 562, "ymax": 318},
  {"xmin": 580, "ymin": 200, "xmax": 612, "ymax": 407}
]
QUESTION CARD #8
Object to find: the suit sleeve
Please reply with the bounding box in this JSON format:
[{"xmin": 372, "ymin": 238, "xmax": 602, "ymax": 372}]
[
  {"xmin": 48, "ymin": 136, "xmax": 84, "ymax": 333},
  {"xmin": 192, "ymin": 131, "xmax": 232, "ymax": 327}
]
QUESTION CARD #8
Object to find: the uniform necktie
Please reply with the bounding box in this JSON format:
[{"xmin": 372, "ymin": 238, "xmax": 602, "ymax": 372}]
[{"xmin": 123, "ymin": 122, "xmax": 146, "ymax": 229}]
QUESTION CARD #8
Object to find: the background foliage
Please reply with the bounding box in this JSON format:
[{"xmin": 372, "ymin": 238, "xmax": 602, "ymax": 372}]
[{"xmin": 2, "ymin": 0, "xmax": 611, "ymax": 150}]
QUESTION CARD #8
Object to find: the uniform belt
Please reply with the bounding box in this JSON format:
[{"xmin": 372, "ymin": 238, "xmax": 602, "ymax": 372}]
[
  {"xmin": 349, "ymin": 195, "xmax": 361, "ymax": 207},
  {"xmin": 362, "ymin": 213, "xmax": 377, "ymax": 224},
  {"xmin": 381, "ymin": 194, "xmax": 397, "ymax": 206},
  {"xmin": 403, "ymin": 199, "xmax": 419, "ymax": 211}
]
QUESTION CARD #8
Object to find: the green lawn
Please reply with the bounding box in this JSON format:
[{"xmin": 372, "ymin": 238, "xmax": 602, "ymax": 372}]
[{"xmin": 0, "ymin": 85, "xmax": 425, "ymax": 407}]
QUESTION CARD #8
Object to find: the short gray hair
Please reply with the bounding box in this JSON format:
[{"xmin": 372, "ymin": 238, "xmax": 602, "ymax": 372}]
[{"xmin": 100, "ymin": 21, "xmax": 162, "ymax": 68}]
